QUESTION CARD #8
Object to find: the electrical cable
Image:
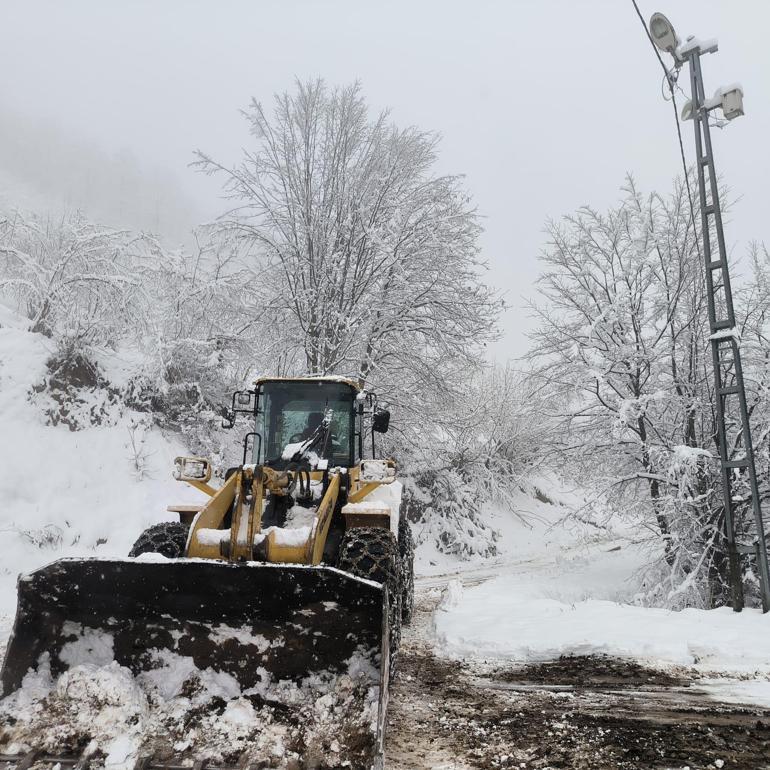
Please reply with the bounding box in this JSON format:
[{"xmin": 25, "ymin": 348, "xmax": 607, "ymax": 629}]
[{"xmin": 630, "ymin": 0, "xmax": 702, "ymax": 260}]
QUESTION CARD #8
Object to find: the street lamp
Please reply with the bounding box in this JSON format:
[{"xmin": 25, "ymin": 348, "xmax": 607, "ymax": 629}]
[
  {"xmin": 649, "ymin": 12, "xmax": 680, "ymax": 55},
  {"xmin": 649, "ymin": 12, "xmax": 770, "ymax": 614}
]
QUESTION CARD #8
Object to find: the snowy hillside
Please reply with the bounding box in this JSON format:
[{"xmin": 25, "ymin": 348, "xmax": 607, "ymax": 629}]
[{"xmin": 0, "ymin": 307, "xmax": 200, "ymax": 624}]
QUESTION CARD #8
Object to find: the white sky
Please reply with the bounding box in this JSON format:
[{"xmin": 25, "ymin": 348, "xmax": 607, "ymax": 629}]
[{"xmin": 1, "ymin": 1, "xmax": 769, "ymax": 360}]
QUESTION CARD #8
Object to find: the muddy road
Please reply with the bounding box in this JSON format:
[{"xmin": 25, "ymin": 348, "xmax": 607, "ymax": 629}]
[{"xmin": 386, "ymin": 589, "xmax": 770, "ymax": 770}]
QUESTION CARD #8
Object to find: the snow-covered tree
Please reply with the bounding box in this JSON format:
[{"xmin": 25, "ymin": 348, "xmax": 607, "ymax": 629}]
[
  {"xmin": 193, "ymin": 81, "xmax": 513, "ymax": 554},
  {"xmin": 194, "ymin": 80, "xmax": 499, "ymax": 395},
  {"xmin": 529, "ymin": 176, "xmax": 770, "ymax": 608}
]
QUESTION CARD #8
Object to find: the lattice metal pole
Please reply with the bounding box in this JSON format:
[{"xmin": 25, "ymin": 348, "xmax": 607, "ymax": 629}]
[{"xmin": 685, "ymin": 46, "xmax": 770, "ymax": 612}]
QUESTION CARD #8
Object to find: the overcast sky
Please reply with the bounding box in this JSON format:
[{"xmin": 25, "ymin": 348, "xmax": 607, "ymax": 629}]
[{"xmin": 1, "ymin": 1, "xmax": 768, "ymax": 360}]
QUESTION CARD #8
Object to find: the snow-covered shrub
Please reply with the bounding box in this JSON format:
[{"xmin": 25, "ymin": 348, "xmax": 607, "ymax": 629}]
[
  {"xmin": 403, "ymin": 469, "xmax": 499, "ymax": 558},
  {"xmin": 16, "ymin": 523, "xmax": 65, "ymax": 550},
  {"xmin": 121, "ymin": 371, "xmax": 233, "ymax": 473},
  {"xmin": 126, "ymin": 418, "xmax": 153, "ymax": 480},
  {"xmin": 385, "ymin": 364, "xmax": 548, "ymax": 559},
  {"xmin": 0, "ymin": 210, "xmax": 143, "ymax": 351},
  {"xmin": 127, "ymin": 234, "xmax": 258, "ymax": 437}
]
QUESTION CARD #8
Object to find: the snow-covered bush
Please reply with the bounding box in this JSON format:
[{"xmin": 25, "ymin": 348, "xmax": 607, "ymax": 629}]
[
  {"xmin": 386, "ymin": 364, "xmax": 550, "ymax": 558},
  {"xmin": 403, "ymin": 469, "xmax": 499, "ymax": 558},
  {"xmin": 0, "ymin": 210, "xmax": 143, "ymax": 351},
  {"xmin": 29, "ymin": 351, "xmax": 122, "ymax": 431}
]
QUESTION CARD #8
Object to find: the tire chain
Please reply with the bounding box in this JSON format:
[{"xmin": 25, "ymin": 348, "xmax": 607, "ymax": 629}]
[
  {"xmin": 398, "ymin": 515, "xmax": 415, "ymax": 625},
  {"xmin": 129, "ymin": 522, "xmax": 190, "ymax": 558},
  {"xmin": 337, "ymin": 526, "xmax": 403, "ymax": 666}
]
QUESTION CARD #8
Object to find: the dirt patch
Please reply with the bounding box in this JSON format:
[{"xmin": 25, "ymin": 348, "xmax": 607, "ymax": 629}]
[
  {"xmin": 30, "ymin": 353, "xmax": 121, "ymax": 430},
  {"xmin": 46, "ymin": 353, "xmax": 101, "ymax": 391},
  {"xmin": 494, "ymin": 654, "xmax": 687, "ymax": 690},
  {"xmin": 388, "ymin": 647, "xmax": 770, "ymax": 769}
]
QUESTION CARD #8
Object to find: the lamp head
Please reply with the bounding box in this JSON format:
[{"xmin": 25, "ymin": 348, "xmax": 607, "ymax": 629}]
[{"xmin": 649, "ymin": 12, "xmax": 680, "ymax": 54}]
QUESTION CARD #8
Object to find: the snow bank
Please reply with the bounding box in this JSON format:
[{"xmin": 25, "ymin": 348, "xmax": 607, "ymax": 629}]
[
  {"xmin": 434, "ymin": 573, "xmax": 770, "ymax": 671},
  {"xmin": 428, "ymin": 475, "xmax": 770, "ymax": 683},
  {"xmin": 699, "ymin": 678, "xmax": 770, "ymax": 709}
]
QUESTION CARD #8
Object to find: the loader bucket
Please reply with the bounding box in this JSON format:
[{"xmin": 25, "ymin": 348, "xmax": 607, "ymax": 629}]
[{"xmin": 0, "ymin": 558, "xmax": 389, "ymax": 769}]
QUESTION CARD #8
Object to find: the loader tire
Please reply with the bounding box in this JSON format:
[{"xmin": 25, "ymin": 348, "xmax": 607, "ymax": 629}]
[
  {"xmin": 337, "ymin": 526, "xmax": 402, "ymax": 664},
  {"xmin": 129, "ymin": 522, "xmax": 189, "ymax": 558},
  {"xmin": 398, "ymin": 514, "xmax": 415, "ymax": 625}
]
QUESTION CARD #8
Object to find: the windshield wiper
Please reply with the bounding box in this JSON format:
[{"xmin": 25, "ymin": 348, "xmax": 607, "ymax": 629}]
[{"xmin": 280, "ymin": 407, "xmax": 334, "ymax": 464}]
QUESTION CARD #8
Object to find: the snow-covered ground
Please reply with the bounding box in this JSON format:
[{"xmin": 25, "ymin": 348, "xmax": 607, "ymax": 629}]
[
  {"xmin": 409, "ymin": 462, "xmax": 770, "ymax": 710},
  {"xmin": 435, "ymin": 576, "xmax": 770, "ymax": 673}
]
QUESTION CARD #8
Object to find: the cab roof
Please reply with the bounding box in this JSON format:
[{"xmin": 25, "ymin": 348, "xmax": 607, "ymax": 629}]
[{"xmin": 253, "ymin": 375, "xmax": 363, "ymax": 392}]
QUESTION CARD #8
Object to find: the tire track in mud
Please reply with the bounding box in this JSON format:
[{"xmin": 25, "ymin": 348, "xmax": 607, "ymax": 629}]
[{"xmin": 386, "ymin": 588, "xmax": 770, "ymax": 770}]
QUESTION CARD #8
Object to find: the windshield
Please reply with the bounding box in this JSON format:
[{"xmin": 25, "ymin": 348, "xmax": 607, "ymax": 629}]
[{"xmin": 255, "ymin": 380, "xmax": 356, "ymax": 467}]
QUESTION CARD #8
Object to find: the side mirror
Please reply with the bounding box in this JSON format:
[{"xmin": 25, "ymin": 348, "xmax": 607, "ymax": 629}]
[
  {"xmin": 223, "ymin": 388, "xmax": 257, "ymax": 428},
  {"xmin": 372, "ymin": 408, "xmax": 391, "ymax": 434},
  {"xmin": 173, "ymin": 456, "xmax": 212, "ymax": 483}
]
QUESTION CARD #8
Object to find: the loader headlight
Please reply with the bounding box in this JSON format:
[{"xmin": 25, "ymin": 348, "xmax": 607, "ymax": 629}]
[{"xmin": 173, "ymin": 456, "xmax": 212, "ymax": 482}]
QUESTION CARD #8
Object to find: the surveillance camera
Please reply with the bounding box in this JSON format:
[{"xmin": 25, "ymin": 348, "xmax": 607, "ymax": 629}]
[{"xmin": 720, "ymin": 85, "xmax": 744, "ymax": 121}]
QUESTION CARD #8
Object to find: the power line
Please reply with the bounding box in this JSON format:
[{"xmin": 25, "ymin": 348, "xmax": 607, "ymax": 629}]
[{"xmin": 630, "ymin": 0, "xmax": 702, "ymax": 260}]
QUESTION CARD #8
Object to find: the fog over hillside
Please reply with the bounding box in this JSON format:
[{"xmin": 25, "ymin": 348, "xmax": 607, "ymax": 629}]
[{"xmin": 0, "ymin": 108, "xmax": 203, "ymax": 246}]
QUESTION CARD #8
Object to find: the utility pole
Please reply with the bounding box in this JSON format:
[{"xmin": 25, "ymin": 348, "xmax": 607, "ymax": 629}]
[{"xmin": 648, "ymin": 13, "xmax": 770, "ymax": 613}]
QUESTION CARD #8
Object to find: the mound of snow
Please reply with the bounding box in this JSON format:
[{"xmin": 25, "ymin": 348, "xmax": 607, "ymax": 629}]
[
  {"xmin": 0, "ymin": 637, "xmax": 378, "ymax": 768},
  {"xmin": 434, "ymin": 571, "xmax": 770, "ymax": 672}
]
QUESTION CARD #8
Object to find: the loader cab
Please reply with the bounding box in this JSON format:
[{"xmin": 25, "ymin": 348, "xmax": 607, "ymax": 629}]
[{"xmin": 253, "ymin": 378, "xmax": 361, "ymax": 469}]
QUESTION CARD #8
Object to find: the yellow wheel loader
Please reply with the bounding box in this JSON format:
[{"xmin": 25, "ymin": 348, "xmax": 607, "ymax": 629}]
[{"xmin": 0, "ymin": 376, "xmax": 414, "ymax": 770}]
